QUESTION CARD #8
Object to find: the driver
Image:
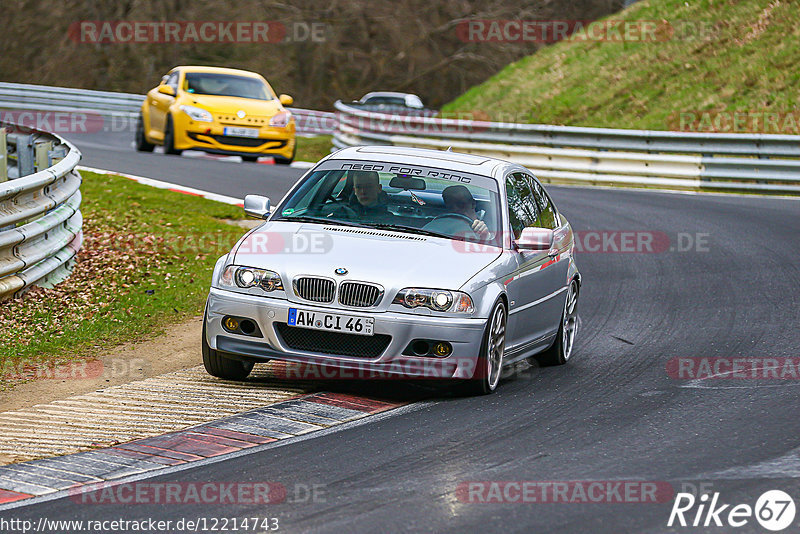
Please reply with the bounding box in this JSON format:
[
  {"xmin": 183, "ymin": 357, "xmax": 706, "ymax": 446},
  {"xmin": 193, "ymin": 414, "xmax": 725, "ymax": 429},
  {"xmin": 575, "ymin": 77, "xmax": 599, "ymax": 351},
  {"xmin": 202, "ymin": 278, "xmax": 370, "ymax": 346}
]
[
  {"xmin": 348, "ymin": 171, "xmax": 393, "ymax": 221},
  {"xmin": 441, "ymin": 185, "xmax": 490, "ymax": 237}
]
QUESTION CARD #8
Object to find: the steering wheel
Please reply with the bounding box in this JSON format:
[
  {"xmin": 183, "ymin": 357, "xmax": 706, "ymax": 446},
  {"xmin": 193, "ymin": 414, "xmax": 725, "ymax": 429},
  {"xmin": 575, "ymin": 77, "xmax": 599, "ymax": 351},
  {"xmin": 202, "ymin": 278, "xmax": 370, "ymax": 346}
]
[
  {"xmin": 318, "ymin": 202, "xmax": 358, "ymax": 219},
  {"xmin": 432, "ymin": 213, "xmax": 476, "ymax": 228}
]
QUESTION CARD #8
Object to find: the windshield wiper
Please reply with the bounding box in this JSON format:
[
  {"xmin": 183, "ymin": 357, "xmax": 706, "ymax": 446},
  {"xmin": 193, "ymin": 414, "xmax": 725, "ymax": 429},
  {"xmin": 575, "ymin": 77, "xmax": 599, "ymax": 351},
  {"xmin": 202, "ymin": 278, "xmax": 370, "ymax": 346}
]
[
  {"xmin": 274, "ymin": 215, "xmax": 368, "ymax": 228},
  {"xmin": 367, "ymin": 223, "xmax": 452, "ymax": 239}
]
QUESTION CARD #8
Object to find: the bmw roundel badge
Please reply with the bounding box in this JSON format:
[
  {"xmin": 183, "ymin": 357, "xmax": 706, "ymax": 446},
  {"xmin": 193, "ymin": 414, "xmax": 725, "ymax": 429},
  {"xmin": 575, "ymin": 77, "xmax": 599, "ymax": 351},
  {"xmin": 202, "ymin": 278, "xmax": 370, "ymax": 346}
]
[{"xmin": 334, "ymin": 267, "xmax": 348, "ymax": 276}]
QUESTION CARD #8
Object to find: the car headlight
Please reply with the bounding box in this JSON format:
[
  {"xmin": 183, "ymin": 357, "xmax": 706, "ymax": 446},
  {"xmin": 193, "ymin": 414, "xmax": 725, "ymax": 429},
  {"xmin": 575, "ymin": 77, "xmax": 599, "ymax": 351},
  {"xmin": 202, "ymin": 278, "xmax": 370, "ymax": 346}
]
[
  {"xmin": 220, "ymin": 265, "xmax": 283, "ymax": 292},
  {"xmin": 393, "ymin": 288, "xmax": 474, "ymax": 314},
  {"xmin": 269, "ymin": 110, "xmax": 291, "ymax": 128},
  {"xmin": 179, "ymin": 104, "xmax": 213, "ymax": 122}
]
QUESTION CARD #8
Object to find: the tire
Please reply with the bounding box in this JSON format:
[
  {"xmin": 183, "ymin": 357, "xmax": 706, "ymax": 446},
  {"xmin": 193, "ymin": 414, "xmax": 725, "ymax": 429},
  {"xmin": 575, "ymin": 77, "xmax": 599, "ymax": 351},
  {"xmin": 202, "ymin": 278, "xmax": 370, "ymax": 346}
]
[
  {"xmin": 242, "ymin": 155, "xmax": 260, "ymax": 163},
  {"xmin": 534, "ymin": 279, "xmax": 579, "ymax": 367},
  {"xmin": 163, "ymin": 114, "xmax": 182, "ymax": 155},
  {"xmin": 273, "ymin": 142, "xmax": 296, "ymax": 165},
  {"xmin": 202, "ymin": 320, "xmax": 254, "ymax": 380},
  {"xmin": 466, "ymin": 300, "xmax": 507, "ymax": 395},
  {"xmin": 135, "ymin": 115, "xmax": 155, "ymax": 152}
]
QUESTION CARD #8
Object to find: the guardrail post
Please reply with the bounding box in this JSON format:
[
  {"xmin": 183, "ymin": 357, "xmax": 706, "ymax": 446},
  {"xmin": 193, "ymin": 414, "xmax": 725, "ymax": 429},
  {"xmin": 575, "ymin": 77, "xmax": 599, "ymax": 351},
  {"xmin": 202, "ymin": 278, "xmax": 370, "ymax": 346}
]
[
  {"xmin": 35, "ymin": 140, "xmax": 53, "ymax": 171},
  {"xmin": 12, "ymin": 133, "xmax": 34, "ymax": 177},
  {"xmin": 0, "ymin": 128, "xmax": 7, "ymax": 182},
  {"xmin": 49, "ymin": 145, "xmax": 67, "ymax": 166}
]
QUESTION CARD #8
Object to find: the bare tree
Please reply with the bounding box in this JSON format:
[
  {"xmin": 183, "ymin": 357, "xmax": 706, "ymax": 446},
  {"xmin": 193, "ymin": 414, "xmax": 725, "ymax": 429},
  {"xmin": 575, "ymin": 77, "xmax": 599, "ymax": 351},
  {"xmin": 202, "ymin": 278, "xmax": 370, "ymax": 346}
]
[{"xmin": 0, "ymin": 0, "xmax": 626, "ymax": 110}]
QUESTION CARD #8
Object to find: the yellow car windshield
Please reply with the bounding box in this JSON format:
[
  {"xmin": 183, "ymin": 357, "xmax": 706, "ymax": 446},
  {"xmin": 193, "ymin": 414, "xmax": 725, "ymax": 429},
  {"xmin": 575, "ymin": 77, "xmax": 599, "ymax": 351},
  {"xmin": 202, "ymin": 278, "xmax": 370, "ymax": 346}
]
[{"xmin": 184, "ymin": 73, "xmax": 273, "ymax": 100}]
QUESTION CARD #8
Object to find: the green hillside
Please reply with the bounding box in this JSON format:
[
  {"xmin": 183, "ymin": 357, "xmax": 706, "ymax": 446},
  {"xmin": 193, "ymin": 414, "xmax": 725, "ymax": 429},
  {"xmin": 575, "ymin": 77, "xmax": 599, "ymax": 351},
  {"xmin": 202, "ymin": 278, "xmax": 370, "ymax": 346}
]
[{"xmin": 443, "ymin": 0, "xmax": 799, "ymax": 134}]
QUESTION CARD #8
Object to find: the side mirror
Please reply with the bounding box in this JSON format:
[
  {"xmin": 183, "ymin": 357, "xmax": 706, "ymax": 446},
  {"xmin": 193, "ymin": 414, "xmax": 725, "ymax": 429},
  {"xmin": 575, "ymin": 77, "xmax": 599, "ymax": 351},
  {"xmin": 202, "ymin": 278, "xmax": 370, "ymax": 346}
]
[
  {"xmin": 158, "ymin": 85, "xmax": 176, "ymax": 97},
  {"xmin": 243, "ymin": 195, "xmax": 271, "ymax": 219},
  {"xmin": 516, "ymin": 227, "xmax": 553, "ymax": 251},
  {"xmin": 279, "ymin": 94, "xmax": 294, "ymax": 106}
]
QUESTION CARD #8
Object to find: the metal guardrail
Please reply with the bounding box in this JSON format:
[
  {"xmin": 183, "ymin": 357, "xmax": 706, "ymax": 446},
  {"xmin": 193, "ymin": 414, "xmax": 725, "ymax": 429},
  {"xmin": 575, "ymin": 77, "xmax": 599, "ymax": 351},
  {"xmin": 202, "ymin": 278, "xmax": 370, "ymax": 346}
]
[
  {"xmin": 333, "ymin": 101, "xmax": 800, "ymax": 194},
  {"xmin": 0, "ymin": 123, "xmax": 82, "ymax": 300},
  {"xmin": 0, "ymin": 82, "xmax": 336, "ymax": 136}
]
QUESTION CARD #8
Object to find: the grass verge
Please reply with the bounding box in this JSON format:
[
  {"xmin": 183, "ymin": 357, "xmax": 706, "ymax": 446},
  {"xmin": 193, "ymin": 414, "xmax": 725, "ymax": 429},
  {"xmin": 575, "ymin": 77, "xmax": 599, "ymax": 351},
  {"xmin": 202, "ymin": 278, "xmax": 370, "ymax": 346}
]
[
  {"xmin": 443, "ymin": 0, "xmax": 799, "ymax": 133},
  {"xmin": 0, "ymin": 171, "xmax": 248, "ymax": 382},
  {"xmin": 295, "ymin": 135, "xmax": 333, "ymax": 163}
]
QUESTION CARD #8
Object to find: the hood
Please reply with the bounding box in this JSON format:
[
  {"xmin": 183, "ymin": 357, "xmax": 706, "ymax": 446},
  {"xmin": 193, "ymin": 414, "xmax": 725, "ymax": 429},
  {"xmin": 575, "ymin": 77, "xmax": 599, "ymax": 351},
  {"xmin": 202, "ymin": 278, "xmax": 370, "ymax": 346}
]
[
  {"xmin": 183, "ymin": 94, "xmax": 283, "ymax": 116},
  {"xmin": 231, "ymin": 221, "xmax": 501, "ymax": 310}
]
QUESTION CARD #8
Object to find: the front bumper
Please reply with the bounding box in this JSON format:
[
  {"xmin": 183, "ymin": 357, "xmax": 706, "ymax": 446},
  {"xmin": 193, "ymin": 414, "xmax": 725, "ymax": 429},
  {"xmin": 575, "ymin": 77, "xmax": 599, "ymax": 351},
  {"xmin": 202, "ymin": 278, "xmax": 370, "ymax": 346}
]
[
  {"xmin": 173, "ymin": 116, "xmax": 295, "ymax": 158},
  {"xmin": 205, "ymin": 287, "xmax": 487, "ymax": 380}
]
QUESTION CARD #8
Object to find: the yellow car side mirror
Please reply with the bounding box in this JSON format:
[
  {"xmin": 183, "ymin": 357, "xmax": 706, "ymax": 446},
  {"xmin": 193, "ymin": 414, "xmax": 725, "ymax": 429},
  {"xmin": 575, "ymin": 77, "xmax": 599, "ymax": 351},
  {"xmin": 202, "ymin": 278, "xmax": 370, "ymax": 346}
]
[
  {"xmin": 158, "ymin": 85, "xmax": 176, "ymax": 97},
  {"xmin": 279, "ymin": 94, "xmax": 294, "ymax": 106}
]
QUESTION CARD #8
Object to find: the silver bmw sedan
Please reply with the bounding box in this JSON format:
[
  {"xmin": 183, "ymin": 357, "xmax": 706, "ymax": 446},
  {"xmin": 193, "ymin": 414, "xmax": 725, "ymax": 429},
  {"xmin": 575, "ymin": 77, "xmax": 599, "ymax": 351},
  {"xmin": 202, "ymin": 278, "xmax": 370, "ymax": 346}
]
[{"xmin": 203, "ymin": 146, "xmax": 581, "ymax": 394}]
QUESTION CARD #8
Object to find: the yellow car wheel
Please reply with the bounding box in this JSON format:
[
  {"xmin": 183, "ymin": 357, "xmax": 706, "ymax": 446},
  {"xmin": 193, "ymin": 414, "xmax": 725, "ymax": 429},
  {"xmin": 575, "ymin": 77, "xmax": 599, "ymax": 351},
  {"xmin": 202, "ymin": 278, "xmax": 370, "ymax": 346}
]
[
  {"xmin": 164, "ymin": 115, "xmax": 182, "ymax": 155},
  {"xmin": 135, "ymin": 115, "xmax": 154, "ymax": 153}
]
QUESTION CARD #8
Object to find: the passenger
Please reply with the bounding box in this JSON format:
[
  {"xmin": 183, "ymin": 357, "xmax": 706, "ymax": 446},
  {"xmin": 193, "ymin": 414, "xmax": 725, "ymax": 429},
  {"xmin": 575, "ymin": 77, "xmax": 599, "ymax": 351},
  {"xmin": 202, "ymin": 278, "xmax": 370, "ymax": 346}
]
[
  {"xmin": 441, "ymin": 185, "xmax": 490, "ymax": 237},
  {"xmin": 348, "ymin": 171, "xmax": 393, "ymax": 221}
]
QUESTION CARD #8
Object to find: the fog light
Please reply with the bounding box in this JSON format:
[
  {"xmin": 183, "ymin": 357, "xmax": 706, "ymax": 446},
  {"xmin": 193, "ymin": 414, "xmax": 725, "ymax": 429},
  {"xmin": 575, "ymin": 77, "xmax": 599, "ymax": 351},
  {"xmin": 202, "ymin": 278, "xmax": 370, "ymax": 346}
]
[
  {"xmin": 239, "ymin": 319, "xmax": 256, "ymax": 335},
  {"xmin": 433, "ymin": 342, "xmax": 452, "ymax": 357},
  {"xmin": 411, "ymin": 340, "xmax": 430, "ymax": 356},
  {"xmin": 223, "ymin": 316, "xmax": 240, "ymax": 332}
]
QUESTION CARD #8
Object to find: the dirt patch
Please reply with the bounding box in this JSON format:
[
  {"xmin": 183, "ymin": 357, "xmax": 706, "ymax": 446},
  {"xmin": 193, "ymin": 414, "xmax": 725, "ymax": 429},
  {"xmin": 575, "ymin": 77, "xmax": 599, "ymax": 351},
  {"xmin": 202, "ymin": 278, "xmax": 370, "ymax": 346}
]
[
  {"xmin": 736, "ymin": 0, "xmax": 780, "ymax": 46},
  {"xmin": 0, "ymin": 317, "xmax": 203, "ymax": 412},
  {"xmin": 221, "ymin": 218, "xmax": 262, "ymax": 229}
]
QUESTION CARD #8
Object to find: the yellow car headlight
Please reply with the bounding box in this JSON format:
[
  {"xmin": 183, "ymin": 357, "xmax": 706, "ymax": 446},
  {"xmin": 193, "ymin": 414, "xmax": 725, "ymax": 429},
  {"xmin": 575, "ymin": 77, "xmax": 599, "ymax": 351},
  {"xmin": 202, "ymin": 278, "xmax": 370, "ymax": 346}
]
[
  {"xmin": 269, "ymin": 110, "xmax": 292, "ymax": 128},
  {"xmin": 179, "ymin": 105, "xmax": 213, "ymax": 122}
]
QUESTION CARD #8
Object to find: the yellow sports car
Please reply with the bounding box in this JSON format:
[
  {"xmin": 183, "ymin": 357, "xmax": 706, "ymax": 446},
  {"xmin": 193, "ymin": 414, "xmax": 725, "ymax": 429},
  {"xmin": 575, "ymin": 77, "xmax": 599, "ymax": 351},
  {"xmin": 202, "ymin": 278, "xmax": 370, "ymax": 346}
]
[{"xmin": 135, "ymin": 66, "xmax": 296, "ymax": 163}]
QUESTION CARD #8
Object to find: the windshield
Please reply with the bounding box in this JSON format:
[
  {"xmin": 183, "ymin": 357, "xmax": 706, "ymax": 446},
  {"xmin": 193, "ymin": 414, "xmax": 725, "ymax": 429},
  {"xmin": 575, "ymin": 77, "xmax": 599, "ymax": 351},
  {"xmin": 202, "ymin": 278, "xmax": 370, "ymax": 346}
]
[
  {"xmin": 364, "ymin": 96, "xmax": 406, "ymax": 106},
  {"xmin": 184, "ymin": 73, "xmax": 273, "ymax": 100},
  {"xmin": 275, "ymin": 161, "xmax": 502, "ymax": 244}
]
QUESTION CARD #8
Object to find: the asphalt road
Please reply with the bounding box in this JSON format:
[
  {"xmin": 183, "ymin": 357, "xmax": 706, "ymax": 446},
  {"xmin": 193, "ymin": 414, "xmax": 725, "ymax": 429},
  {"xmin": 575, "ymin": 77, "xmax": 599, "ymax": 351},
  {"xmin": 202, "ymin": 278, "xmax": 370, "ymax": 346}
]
[
  {"xmin": 3, "ymin": 132, "xmax": 800, "ymax": 533},
  {"xmin": 72, "ymin": 130, "xmax": 305, "ymax": 202}
]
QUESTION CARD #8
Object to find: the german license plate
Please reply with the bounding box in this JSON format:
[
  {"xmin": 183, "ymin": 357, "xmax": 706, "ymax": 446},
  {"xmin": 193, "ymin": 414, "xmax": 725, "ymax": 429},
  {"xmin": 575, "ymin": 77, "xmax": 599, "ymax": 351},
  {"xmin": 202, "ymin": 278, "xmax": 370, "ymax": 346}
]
[
  {"xmin": 223, "ymin": 126, "xmax": 260, "ymax": 138},
  {"xmin": 287, "ymin": 308, "xmax": 374, "ymax": 336}
]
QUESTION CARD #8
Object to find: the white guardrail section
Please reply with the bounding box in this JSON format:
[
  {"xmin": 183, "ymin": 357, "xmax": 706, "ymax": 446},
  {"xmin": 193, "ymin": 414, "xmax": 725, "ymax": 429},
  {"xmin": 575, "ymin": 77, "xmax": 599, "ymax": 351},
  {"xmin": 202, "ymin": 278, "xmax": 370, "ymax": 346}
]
[
  {"xmin": 0, "ymin": 82, "xmax": 337, "ymax": 136},
  {"xmin": 0, "ymin": 123, "xmax": 82, "ymax": 299},
  {"xmin": 333, "ymin": 101, "xmax": 800, "ymax": 194}
]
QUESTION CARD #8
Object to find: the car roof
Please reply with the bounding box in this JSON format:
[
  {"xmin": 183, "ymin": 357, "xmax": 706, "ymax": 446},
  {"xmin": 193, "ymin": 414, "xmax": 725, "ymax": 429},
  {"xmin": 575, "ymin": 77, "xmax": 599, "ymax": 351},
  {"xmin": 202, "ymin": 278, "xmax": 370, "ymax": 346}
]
[
  {"xmin": 361, "ymin": 92, "xmax": 418, "ymax": 100},
  {"xmin": 328, "ymin": 146, "xmax": 516, "ymax": 179},
  {"xmin": 171, "ymin": 66, "xmax": 263, "ymax": 79}
]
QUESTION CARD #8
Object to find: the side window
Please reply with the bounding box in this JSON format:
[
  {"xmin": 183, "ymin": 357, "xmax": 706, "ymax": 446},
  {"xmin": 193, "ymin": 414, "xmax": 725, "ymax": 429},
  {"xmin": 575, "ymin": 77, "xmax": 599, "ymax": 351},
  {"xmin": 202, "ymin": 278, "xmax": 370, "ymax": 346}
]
[
  {"xmin": 505, "ymin": 173, "xmax": 541, "ymax": 239},
  {"xmin": 527, "ymin": 176, "xmax": 558, "ymax": 230},
  {"xmin": 286, "ymin": 171, "xmax": 342, "ymax": 212}
]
